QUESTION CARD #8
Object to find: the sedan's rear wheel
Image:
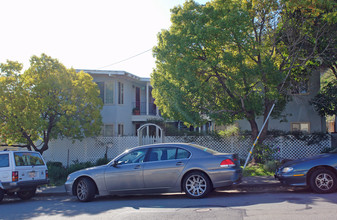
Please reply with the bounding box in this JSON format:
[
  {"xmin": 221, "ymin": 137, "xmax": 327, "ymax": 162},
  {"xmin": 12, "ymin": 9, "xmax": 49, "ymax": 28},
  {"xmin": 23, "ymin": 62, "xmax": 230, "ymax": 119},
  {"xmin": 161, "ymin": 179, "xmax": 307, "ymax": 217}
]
[
  {"xmin": 183, "ymin": 171, "xmax": 211, "ymax": 199},
  {"xmin": 76, "ymin": 178, "xmax": 96, "ymax": 202},
  {"xmin": 310, "ymin": 169, "xmax": 337, "ymax": 193}
]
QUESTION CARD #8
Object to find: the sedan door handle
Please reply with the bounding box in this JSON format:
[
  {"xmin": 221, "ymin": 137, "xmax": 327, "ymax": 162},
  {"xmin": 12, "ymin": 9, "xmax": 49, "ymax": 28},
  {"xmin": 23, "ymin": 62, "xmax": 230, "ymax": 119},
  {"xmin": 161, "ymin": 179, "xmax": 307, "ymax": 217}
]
[
  {"xmin": 176, "ymin": 162, "xmax": 184, "ymax": 166},
  {"xmin": 134, "ymin": 165, "xmax": 141, "ymax": 169}
]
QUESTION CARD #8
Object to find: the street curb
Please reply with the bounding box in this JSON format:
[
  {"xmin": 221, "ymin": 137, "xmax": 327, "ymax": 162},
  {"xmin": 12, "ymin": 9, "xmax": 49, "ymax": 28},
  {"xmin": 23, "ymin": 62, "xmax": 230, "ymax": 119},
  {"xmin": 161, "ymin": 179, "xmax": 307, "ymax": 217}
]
[
  {"xmin": 36, "ymin": 192, "xmax": 68, "ymax": 197},
  {"xmin": 230, "ymin": 183, "xmax": 291, "ymax": 193},
  {"xmin": 36, "ymin": 186, "xmax": 67, "ymax": 197}
]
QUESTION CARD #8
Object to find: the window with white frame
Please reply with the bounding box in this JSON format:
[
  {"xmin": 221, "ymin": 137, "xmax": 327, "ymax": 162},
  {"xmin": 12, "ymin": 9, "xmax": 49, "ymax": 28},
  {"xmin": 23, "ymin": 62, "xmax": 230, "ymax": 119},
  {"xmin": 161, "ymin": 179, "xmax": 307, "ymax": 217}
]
[
  {"xmin": 101, "ymin": 124, "xmax": 114, "ymax": 137},
  {"xmin": 105, "ymin": 81, "xmax": 114, "ymax": 104},
  {"xmin": 291, "ymin": 122, "xmax": 310, "ymax": 132},
  {"xmin": 118, "ymin": 82, "xmax": 124, "ymax": 104},
  {"xmin": 118, "ymin": 124, "xmax": 124, "ymax": 136},
  {"xmin": 96, "ymin": 82, "xmax": 104, "ymax": 103},
  {"xmin": 96, "ymin": 81, "xmax": 114, "ymax": 104}
]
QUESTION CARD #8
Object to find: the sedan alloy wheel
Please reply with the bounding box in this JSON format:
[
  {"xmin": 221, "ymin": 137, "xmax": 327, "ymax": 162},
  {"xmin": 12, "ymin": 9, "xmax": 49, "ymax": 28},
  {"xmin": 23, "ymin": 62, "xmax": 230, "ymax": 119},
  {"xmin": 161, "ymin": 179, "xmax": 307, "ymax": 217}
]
[
  {"xmin": 76, "ymin": 178, "xmax": 96, "ymax": 202},
  {"xmin": 183, "ymin": 171, "xmax": 211, "ymax": 198},
  {"xmin": 310, "ymin": 169, "xmax": 337, "ymax": 193}
]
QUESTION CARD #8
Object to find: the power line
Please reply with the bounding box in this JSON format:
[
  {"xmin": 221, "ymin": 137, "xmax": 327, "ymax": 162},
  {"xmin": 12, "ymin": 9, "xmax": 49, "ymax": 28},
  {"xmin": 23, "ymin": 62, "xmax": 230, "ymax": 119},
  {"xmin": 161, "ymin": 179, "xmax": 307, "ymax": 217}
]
[{"xmin": 98, "ymin": 48, "xmax": 152, "ymax": 69}]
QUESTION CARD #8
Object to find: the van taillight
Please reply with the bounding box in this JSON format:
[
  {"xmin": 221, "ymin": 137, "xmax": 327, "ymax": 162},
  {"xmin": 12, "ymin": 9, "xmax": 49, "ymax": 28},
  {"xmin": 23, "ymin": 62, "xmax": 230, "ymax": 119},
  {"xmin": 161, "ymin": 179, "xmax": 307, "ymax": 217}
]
[
  {"xmin": 12, "ymin": 171, "xmax": 18, "ymax": 182},
  {"xmin": 46, "ymin": 170, "xmax": 48, "ymax": 179}
]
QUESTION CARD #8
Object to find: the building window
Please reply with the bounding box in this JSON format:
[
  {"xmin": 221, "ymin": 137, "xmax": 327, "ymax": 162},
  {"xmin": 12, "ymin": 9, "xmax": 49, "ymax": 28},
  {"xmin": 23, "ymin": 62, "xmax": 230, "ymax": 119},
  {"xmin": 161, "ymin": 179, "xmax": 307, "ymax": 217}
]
[
  {"xmin": 96, "ymin": 82, "xmax": 104, "ymax": 103},
  {"xmin": 118, "ymin": 124, "xmax": 124, "ymax": 136},
  {"xmin": 118, "ymin": 82, "xmax": 124, "ymax": 104},
  {"xmin": 291, "ymin": 122, "xmax": 310, "ymax": 133},
  {"xmin": 96, "ymin": 81, "xmax": 114, "ymax": 104},
  {"xmin": 105, "ymin": 82, "xmax": 114, "ymax": 104},
  {"xmin": 102, "ymin": 124, "xmax": 114, "ymax": 137}
]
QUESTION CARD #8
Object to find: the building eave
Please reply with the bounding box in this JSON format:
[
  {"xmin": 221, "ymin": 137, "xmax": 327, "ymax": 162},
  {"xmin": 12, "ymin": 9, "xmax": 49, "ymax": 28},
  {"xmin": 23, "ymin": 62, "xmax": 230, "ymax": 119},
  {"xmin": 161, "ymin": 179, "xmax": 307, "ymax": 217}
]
[{"xmin": 76, "ymin": 69, "xmax": 150, "ymax": 82}]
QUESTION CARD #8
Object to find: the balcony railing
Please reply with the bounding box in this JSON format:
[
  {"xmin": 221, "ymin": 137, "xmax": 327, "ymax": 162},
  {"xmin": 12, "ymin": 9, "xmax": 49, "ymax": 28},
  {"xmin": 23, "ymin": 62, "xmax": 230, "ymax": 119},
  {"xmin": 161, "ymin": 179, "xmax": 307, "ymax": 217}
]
[{"xmin": 132, "ymin": 102, "xmax": 159, "ymax": 116}]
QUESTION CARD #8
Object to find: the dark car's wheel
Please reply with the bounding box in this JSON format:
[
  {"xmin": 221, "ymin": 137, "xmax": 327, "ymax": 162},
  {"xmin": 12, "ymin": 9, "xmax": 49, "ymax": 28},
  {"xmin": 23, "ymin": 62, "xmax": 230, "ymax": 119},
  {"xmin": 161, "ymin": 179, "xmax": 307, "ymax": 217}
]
[
  {"xmin": 76, "ymin": 178, "xmax": 96, "ymax": 202},
  {"xmin": 310, "ymin": 169, "xmax": 337, "ymax": 193},
  {"xmin": 0, "ymin": 189, "xmax": 4, "ymax": 202},
  {"xmin": 183, "ymin": 171, "xmax": 211, "ymax": 199},
  {"xmin": 17, "ymin": 188, "xmax": 36, "ymax": 200}
]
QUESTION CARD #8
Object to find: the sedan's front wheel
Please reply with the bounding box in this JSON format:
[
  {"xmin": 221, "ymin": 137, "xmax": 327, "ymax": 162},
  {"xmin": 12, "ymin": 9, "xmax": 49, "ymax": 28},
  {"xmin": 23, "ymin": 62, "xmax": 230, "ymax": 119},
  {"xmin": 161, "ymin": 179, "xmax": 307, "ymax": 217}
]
[
  {"xmin": 310, "ymin": 169, "xmax": 337, "ymax": 193},
  {"xmin": 183, "ymin": 171, "xmax": 211, "ymax": 199},
  {"xmin": 76, "ymin": 178, "xmax": 96, "ymax": 202}
]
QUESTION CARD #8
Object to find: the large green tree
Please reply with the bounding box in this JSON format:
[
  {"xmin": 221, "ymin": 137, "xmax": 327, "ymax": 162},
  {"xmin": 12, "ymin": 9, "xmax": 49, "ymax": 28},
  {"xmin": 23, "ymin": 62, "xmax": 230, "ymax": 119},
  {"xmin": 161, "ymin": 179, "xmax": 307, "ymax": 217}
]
[
  {"xmin": 311, "ymin": 80, "xmax": 337, "ymax": 117},
  {"xmin": 0, "ymin": 54, "xmax": 103, "ymax": 154},
  {"xmin": 288, "ymin": 0, "xmax": 337, "ymax": 76},
  {"xmin": 291, "ymin": 0, "xmax": 337, "ymax": 131},
  {"xmin": 152, "ymin": 0, "xmax": 322, "ymax": 141}
]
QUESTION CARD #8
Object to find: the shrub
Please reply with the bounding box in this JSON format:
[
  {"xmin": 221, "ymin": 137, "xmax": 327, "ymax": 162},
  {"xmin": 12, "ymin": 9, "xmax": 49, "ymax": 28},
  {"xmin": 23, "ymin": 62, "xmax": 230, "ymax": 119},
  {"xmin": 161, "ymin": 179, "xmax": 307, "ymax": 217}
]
[
  {"xmin": 243, "ymin": 164, "xmax": 274, "ymax": 177},
  {"xmin": 47, "ymin": 161, "xmax": 63, "ymax": 168},
  {"xmin": 95, "ymin": 157, "xmax": 110, "ymax": 166},
  {"xmin": 67, "ymin": 160, "xmax": 94, "ymax": 174},
  {"xmin": 47, "ymin": 161, "xmax": 67, "ymax": 186},
  {"xmin": 47, "ymin": 160, "xmax": 99, "ymax": 186},
  {"xmin": 263, "ymin": 160, "xmax": 281, "ymax": 173},
  {"xmin": 217, "ymin": 125, "xmax": 240, "ymax": 137},
  {"xmin": 253, "ymin": 144, "xmax": 278, "ymax": 164}
]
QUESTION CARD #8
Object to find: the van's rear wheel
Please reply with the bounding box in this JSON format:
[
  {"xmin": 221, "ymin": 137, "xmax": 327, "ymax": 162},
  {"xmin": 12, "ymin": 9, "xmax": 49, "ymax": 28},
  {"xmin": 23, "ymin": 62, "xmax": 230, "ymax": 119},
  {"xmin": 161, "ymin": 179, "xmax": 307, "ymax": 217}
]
[{"xmin": 17, "ymin": 188, "xmax": 36, "ymax": 200}]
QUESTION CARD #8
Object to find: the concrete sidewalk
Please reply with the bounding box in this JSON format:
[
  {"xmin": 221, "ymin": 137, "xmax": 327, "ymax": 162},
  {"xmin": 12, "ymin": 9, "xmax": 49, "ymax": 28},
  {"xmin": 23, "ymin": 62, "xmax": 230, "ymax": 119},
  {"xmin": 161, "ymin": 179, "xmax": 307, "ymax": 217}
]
[{"xmin": 36, "ymin": 176, "xmax": 290, "ymax": 197}]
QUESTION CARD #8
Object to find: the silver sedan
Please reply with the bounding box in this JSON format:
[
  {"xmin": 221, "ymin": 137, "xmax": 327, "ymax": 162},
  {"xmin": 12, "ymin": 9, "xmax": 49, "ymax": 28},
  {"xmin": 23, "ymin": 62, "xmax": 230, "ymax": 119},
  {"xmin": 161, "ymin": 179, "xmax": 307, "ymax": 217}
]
[{"xmin": 65, "ymin": 143, "xmax": 242, "ymax": 202}]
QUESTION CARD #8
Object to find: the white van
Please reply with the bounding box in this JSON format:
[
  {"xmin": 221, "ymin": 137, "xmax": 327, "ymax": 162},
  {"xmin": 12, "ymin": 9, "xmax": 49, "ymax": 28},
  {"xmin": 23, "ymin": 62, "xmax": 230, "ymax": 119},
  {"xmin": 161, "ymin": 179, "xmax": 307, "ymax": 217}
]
[{"xmin": 0, "ymin": 150, "xmax": 49, "ymax": 202}]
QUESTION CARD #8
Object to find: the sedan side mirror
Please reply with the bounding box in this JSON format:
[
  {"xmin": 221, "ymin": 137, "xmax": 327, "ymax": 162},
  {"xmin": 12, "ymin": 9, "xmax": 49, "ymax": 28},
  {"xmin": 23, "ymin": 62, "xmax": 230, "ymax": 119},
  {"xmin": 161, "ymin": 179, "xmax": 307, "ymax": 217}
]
[{"xmin": 112, "ymin": 160, "xmax": 120, "ymax": 168}]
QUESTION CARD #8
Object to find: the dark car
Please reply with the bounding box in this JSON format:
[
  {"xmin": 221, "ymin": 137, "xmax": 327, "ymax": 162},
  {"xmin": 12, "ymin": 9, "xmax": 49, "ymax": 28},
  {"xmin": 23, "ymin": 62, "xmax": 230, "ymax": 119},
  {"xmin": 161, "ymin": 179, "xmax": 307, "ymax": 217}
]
[
  {"xmin": 275, "ymin": 148, "xmax": 337, "ymax": 193},
  {"xmin": 65, "ymin": 143, "xmax": 242, "ymax": 202}
]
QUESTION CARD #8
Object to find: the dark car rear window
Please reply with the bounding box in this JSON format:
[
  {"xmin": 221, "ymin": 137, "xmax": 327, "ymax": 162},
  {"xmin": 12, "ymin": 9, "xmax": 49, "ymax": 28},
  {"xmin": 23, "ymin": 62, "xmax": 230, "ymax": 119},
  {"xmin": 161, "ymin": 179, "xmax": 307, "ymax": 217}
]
[
  {"xmin": 14, "ymin": 152, "xmax": 45, "ymax": 166},
  {"xmin": 0, "ymin": 154, "xmax": 9, "ymax": 167},
  {"xmin": 330, "ymin": 148, "xmax": 337, "ymax": 153},
  {"xmin": 190, "ymin": 144, "xmax": 219, "ymax": 155}
]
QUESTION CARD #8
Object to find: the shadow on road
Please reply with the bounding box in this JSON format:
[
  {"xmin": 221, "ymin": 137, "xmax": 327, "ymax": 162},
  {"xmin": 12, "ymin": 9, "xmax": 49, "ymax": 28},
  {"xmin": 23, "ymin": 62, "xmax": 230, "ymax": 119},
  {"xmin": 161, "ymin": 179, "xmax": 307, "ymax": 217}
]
[{"xmin": 1, "ymin": 189, "xmax": 337, "ymax": 219}]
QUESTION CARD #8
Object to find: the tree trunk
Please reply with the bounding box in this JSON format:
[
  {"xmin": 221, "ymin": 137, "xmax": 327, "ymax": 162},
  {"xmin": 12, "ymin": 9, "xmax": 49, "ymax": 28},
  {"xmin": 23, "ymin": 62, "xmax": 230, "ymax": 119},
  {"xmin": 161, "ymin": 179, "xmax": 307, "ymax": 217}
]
[
  {"xmin": 247, "ymin": 118, "xmax": 259, "ymax": 164},
  {"xmin": 26, "ymin": 145, "xmax": 32, "ymax": 151},
  {"xmin": 259, "ymin": 102, "xmax": 274, "ymax": 144},
  {"xmin": 248, "ymin": 118, "xmax": 259, "ymax": 141},
  {"xmin": 37, "ymin": 143, "xmax": 49, "ymax": 155}
]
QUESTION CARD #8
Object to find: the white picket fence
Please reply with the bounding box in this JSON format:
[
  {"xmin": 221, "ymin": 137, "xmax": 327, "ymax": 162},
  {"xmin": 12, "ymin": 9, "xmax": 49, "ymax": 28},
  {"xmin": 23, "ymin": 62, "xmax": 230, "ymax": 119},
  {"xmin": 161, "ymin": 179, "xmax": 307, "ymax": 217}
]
[{"xmin": 42, "ymin": 134, "xmax": 331, "ymax": 166}]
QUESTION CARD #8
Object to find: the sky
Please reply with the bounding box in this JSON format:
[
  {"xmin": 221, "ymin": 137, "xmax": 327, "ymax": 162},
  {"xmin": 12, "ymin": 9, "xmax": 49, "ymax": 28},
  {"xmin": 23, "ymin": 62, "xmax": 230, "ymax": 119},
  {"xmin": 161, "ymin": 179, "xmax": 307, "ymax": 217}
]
[{"xmin": 0, "ymin": 0, "xmax": 209, "ymax": 78}]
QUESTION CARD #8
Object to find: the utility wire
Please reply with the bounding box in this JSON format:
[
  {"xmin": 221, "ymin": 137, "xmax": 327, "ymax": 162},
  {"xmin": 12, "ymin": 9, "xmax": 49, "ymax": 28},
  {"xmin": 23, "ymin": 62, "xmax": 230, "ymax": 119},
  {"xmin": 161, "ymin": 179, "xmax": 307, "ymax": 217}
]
[{"xmin": 98, "ymin": 48, "xmax": 152, "ymax": 69}]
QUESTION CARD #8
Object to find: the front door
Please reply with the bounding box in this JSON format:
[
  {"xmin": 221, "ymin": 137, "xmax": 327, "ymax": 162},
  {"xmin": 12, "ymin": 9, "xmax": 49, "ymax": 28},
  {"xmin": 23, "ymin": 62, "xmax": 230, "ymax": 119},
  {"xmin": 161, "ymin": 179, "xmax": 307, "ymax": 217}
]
[{"xmin": 104, "ymin": 149, "xmax": 147, "ymax": 192}]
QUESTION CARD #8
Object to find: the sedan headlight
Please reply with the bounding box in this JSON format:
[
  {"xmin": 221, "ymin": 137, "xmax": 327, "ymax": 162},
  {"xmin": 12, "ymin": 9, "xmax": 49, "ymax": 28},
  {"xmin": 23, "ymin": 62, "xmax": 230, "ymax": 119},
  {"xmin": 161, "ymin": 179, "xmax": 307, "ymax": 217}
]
[{"xmin": 281, "ymin": 167, "xmax": 293, "ymax": 173}]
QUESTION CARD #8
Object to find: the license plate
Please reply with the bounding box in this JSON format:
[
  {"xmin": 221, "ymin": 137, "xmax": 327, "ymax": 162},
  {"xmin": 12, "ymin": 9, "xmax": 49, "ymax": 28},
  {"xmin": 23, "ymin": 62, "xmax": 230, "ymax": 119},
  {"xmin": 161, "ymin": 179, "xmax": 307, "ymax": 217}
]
[{"xmin": 29, "ymin": 171, "xmax": 36, "ymax": 178}]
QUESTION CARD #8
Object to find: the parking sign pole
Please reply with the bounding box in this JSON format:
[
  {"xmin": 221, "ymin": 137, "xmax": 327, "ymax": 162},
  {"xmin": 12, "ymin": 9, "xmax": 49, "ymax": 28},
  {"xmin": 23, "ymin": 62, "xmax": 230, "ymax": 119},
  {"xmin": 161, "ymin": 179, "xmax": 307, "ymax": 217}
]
[{"xmin": 243, "ymin": 103, "xmax": 275, "ymax": 169}]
